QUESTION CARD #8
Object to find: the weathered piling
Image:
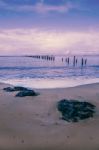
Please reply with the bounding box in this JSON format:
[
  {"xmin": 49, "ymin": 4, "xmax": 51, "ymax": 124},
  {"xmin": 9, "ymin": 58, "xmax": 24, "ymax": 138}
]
[
  {"xmin": 73, "ymin": 56, "xmax": 76, "ymax": 66},
  {"xmin": 76, "ymin": 59, "xmax": 78, "ymax": 65},
  {"xmin": 81, "ymin": 58, "xmax": 84, "ymax": 67},
  {"xmin": 85, "ymin": 59, "xmax": 87, "ymax": 65},
  {"xmin": 67, "ymin": 57, "xmax": 70, "ymax": 65}
]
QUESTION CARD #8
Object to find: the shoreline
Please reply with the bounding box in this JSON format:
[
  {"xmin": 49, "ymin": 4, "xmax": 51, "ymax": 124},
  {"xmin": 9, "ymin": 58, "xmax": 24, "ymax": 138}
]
[
  {"xmin": 1, "ymin": 77, "xmax": 99, "ymax": 90},
  {"xmin": 0, "ymin": 82, "xmax": 99, "ymax": 150},
  {"xmin": 1, "ymin": 80, "xmax": 99, "ymax": 90}
]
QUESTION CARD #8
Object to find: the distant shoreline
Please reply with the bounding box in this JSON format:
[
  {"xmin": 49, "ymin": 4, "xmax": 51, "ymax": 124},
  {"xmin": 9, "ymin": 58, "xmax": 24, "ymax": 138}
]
[{"xmin": 0, "ymin": 54, "xmax": 99, "ymax": 57}]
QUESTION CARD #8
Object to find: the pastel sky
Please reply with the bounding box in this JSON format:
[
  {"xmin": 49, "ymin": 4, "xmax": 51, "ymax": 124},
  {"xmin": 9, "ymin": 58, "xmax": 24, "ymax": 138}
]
[{"xmin": 0, "ymin": 0, "xmax": 99, "ymax": 55}]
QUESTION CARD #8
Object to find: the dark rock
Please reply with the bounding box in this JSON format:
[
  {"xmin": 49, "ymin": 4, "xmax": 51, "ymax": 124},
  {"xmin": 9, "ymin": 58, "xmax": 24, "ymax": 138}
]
[
  {"xmin": 3, "ymin": 86, "xmax": 29, "ymax": 92},
  {"xmin": 3, "ymin": 86, "xmax": 39, "ymax": 97},
  {"xmin": 15, "ymin": 90, "xmax": 39, "ymax": 97},
  {"xmin": 3, "ymin": 87, "xmax": 16, "ymax": 92},
  {"xmin": 57, "ymin": 99, "xmax": 95, "ymax": 122},
  {"xmin": 13, "ymin": 86, "xmax": 28, "ymax": 91}
]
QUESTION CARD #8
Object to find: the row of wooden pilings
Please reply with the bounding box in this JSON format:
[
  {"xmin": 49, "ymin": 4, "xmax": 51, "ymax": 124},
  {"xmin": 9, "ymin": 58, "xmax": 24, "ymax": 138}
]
[
  {"xmin": 62, "ymin": 56, "xmax": 87, "ymax": 67},
  {"xmin": 28, "ymin": 55, "xmax": 55, "ymax": 61},
  {"xmin": 27, "ymin": 55, "xmax": 87, "ymax": 67}
]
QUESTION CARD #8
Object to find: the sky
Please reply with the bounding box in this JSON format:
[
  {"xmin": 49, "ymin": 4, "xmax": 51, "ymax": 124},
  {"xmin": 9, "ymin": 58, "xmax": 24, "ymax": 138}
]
[{"xmin": 0, "ymin": 0, "xmax": 99, "ymax": 55}]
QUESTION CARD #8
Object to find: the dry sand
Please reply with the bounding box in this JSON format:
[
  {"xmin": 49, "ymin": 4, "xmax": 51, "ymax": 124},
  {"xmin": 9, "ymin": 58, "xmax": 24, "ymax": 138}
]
[{"xmin": 0, "ymin": 82, "xmax": 99, "ymax": 150}]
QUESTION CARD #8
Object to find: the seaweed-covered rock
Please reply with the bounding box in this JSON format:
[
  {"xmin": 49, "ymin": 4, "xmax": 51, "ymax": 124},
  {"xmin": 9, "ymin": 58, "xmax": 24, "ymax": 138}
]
[
  {"xmin": 57, "ymin": 99, "xmax": 95, "ymax": 122},
  {"xmin": 3, "ymin": 86, "xmax": 39, "ymax": 97},
  {"xmin": 3, "ymin": 87, "xmax": 16, "ymax": 92},
  {"xmin": 13, "ymin": 86, "xmax": 28, "ymax": 91},
  {"xmin": 3, "ymin": 86, "xmax": 29, "ymax": 92},
  {"xmin": 15, "ymin": 90, "xmax": 38, "ymax": 97}
]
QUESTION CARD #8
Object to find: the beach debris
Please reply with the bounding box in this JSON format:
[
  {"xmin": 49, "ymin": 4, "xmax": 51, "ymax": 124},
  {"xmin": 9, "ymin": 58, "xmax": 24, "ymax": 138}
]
[
  {"xmin": 16, "ymin": 89, "xmax": 39, "ymax": 97},
  {"xmin": 3, "ymin": 86, "xmax": 39, "ymax": 97},
  {"xmin": 57, "ymin": 99, "xmax": 95, "ymax": 122},
  {"xmin": 21, "ymin": 140, "xmax": 24, "ymax": 144}
]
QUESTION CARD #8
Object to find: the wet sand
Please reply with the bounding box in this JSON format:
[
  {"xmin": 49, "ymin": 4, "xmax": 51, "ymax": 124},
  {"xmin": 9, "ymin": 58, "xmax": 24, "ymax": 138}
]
[{"xmin": 0, "ymin": 82, "xmax": 99, "ymax": 150}]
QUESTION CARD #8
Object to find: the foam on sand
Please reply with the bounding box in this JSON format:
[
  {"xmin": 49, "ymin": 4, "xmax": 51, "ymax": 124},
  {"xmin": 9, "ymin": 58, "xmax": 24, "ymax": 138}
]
[{"xmin": 1, "ymin": 77, "xmax": 99, "ymax": 89}]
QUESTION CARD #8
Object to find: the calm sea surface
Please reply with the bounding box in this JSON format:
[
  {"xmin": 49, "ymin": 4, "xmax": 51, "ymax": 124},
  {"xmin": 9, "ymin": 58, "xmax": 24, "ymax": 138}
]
[{"xmin": 0, "ymin": 55, "xmax": 99, "ymax": 89}]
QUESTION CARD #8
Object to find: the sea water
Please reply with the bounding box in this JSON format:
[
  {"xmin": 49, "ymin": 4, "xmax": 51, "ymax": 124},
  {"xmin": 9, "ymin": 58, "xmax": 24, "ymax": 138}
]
[{"xmin": 0, "ymin": 55, "xmax": 99, "ymax": 89}]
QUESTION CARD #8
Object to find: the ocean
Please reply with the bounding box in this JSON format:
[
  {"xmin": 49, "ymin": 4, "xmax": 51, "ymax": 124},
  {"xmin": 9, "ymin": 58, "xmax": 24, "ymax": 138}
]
[{"xmin": 0, "ymin": 55, "xmax": 99, "ymax": 89}]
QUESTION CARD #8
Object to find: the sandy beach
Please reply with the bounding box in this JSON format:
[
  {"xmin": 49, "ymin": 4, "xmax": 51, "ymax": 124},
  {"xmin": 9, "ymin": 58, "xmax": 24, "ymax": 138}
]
[{"xmin": 0, "ymin": 82, "xmax": 99, "ymax": 150}]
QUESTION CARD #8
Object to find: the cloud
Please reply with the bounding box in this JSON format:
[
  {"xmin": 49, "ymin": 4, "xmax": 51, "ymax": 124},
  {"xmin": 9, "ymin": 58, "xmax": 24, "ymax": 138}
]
[
  {"xmin": 43, "ymin": 2, "xmax": 78, "ymax": 13},
  {"xmin": 0, "ymin": 28, "xmax": 99, "ymax": 55},
  {"xmin": 0, "ymin": 0, "xmax": 78, "ymax": 13},
  {"xmin": 18, "ymin": 2, "xmax": 76, "ymax": 13}
]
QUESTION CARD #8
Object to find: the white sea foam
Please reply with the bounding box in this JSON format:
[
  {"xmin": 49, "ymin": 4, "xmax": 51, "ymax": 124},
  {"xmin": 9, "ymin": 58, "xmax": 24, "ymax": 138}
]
[{"xmin": 1, "ymin": 77, "xmax": 99, "ymax": 89}]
